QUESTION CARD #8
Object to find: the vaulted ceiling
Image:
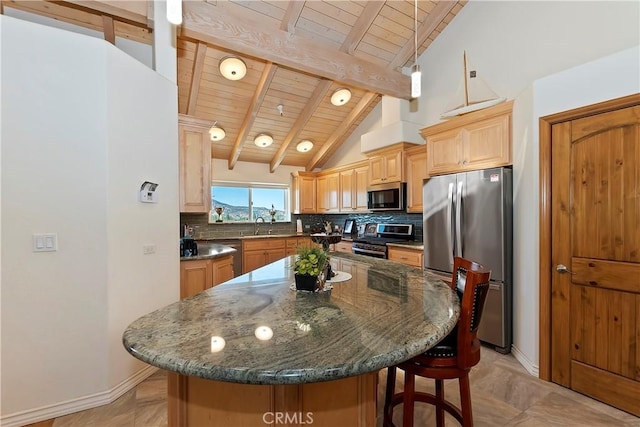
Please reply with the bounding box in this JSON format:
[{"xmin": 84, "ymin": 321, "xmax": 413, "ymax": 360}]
[{"xmin": 2, "ymin": 0, "xmax": 467, "ymax": 171}]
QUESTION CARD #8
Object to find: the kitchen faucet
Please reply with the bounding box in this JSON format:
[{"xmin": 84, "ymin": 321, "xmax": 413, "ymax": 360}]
[{"xmin": 254, "ymin": 216, "xmax": 265, "ymax": 235}]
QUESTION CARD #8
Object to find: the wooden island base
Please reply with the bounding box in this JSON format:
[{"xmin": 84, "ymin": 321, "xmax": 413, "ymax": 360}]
[{"xmin": 168, "ymin": 371, "xmax": 378, "ymax": 427}]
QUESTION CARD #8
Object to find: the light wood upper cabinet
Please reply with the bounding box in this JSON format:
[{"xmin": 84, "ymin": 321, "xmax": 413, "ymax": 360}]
[
  {"xmin": 339, "ymin": 162, "xmax": 369, "ymax": 213},
  {"xmin": 422, "ymin": 101, "xmax": 513, "ymax": 176},
  {"xmin": 368, "ymin": 148, "xmax": 404, "ymax": 184},
  {"xmin": 316, "ymin": 172, "xmax": 339, "ymax": 213},
  {"xmin": 179, "ymin": 123, "xmax": 211, "ymax": 213},
  {"xmin": 405, "ymin": 145, "xmax": 427, "ymax": 213},
  {"xmin": 292, "ymin": 172, "xmax": 316, "ymax": 214}
]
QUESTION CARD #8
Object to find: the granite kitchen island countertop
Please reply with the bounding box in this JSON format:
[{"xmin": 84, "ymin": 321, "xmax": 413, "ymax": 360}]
[{"xmin": 123, "ymin": 253, "xmax": 459, "ymax": 385}]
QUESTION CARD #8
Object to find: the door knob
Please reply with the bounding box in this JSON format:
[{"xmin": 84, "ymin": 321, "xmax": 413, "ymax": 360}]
[{"xmin": 556, "ymin": 264, "xmax": 573, "ymax": 274}]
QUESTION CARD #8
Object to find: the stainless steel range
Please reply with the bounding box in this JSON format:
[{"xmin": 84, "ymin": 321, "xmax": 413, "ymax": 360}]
[{"xmin": 352, "ymin": 223, "xmax": 414, "ymax": 258}]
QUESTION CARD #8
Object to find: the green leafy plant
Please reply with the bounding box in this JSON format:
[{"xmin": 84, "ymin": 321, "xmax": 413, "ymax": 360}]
[{"xmin": 294, "ymin": 246, "xmax": 328, "ymax": 277}]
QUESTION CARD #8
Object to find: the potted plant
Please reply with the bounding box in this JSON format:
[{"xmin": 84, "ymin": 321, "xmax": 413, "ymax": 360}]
[{"xmin": 293, "ymin": 246, "xmax": 328, "ymax": 291}]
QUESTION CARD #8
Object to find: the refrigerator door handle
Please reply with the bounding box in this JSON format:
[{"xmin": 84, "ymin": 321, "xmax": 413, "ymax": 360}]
[
  {"xmin": 455, "ymin": 181, "xmax": 463, "ymax": 257},
  {"xmin": 446, "ymin": 182, "xmax": 455, "ymax": 267}
]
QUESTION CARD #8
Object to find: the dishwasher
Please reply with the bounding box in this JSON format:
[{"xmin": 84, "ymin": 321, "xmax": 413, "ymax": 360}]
[{"xmin": 215, "ymin": 239, "xmax": 242, "ymax": 278}]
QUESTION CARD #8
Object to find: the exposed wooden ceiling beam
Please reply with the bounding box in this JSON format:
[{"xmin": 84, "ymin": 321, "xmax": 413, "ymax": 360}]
[
  {"xmin": 306, "ymin": 92, "xmax": 379, "ymax": 171},
  {"xmin": 182, "ymin": 1, "xmax": 411, "ymax": 100},
  {"xmin": 340, "ymin": 1, "xmax": 384, "ymax": 54},
  {"xmin": 280, "ymin": 0, "xmax": 305, "ymax": 33},
  {"xmin": 228, "ymin": 62, "xmax": 278, "ymax": 170},
  {"xmin": 389, "ymin": 0, "xmax": 456, "ymax": 70},
  {"xmin": 187, "ymin": 42, "xmax": 207, "ymax": 115},
  {"xmin": 102, "ymin": 15, "xmax": 115, "ymax": 44},
  {"xmin": 64, "ymin": 0, "xmax": 149, "ymax": 26},
  {"xmin": 269, "ymin": 79, "xmax": 332, "ymax": 173}
]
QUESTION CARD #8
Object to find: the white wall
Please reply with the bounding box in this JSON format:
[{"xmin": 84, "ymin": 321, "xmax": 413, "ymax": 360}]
[
  {"xmin": 211, "ymin": 158, "xmax": 304, "ymax": 184},
  {"xmin": 326, "ymin": 0, "xmax": 640, "ymax": 373},
  {"xmin": 1, "ymin": 16, "xmax": 178, "ymax": 425}
]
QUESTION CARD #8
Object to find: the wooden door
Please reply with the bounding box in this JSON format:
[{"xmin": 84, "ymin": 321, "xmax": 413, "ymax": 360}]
[
  {"xmin": 405, "ymin": 147, "xmax": 427, "ymax": 213},
  {"xmin": 550, "ymin": 104, "xmax": 640, "ymax": 415},
  {"xmin": 383, "ymin": 150, "xmax": 403, "ymax": 182},
  {"xmin": 299, "ymin": 174, "xmax": 316, "ymax": 213},
  {"xmin": 212, "ymin": 255, "xmax": 234, "ymax": 286},
  {"xmin": 243, "ymin": 250, "xmax": 266, "ymax": 274},
  {"xmin": 325, "ymin": 173, "xmax": 340, "ymax": 212}
]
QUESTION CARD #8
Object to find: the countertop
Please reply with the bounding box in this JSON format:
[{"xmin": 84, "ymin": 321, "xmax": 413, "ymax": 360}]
[
  {"xmin": 180, "ymin": 243, "xmax": 236, "ymax": 261},
  {"xmin": 123, "ymin": 253, "xmax": 459, "ymax": 385}
]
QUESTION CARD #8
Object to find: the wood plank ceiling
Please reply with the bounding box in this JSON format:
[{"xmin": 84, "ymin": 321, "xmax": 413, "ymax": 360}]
[{"xmin": 2, "ymin": 0, "xmax": 467, "ymax": 171}]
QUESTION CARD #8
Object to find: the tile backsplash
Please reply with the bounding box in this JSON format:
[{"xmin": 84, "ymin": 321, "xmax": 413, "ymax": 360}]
[{"xmin": 180, "ymin": 212, "xmax": 423, "ymax": 241}]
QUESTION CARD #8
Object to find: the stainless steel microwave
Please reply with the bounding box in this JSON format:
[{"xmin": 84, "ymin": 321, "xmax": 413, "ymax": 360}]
[{"xmin": 367, "ymin": 182, "xmax": 405, "ymax": 211}]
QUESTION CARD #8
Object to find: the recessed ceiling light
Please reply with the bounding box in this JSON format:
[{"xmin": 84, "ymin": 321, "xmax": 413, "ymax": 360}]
[
  {"xmin": 209, "ymin": 125, "xmax": 226, "ymax": 141},
  {"xmin": 296, "ymin": 140, "xmax": 314, "ymax": 152},
  {"xmin": 331, "ymin": 88, "xmax": 351, "ymax": 106},
  {"xmin": 254, "ymin": 133, "xmax": 273, "ymax": 147},
  {"xmin": 219, "ymin": 56, "xmax": 247, "ymax": 81}
]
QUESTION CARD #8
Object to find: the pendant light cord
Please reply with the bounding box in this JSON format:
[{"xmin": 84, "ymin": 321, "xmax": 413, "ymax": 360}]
[{"xmin": 414, "ymin": 0, "xmax": 418, "ymax": 66}]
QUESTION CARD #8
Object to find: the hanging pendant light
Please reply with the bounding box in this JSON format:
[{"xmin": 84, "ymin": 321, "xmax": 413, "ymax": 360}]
[
  {"xmin": 166, "ymin": 0, "xmax": 182, "ymax": 25},
  {"xmin": 411, "ymin": 0, "xmax": 421, "ymax": 99}
]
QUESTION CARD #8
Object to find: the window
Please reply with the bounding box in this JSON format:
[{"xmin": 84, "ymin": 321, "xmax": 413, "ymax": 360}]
[{"xmin": 211, "ymin": 182, "xmax": 290, "ymax": 223}]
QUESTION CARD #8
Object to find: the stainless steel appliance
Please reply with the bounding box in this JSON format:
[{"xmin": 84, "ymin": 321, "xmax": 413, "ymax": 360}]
[
  {"xmin": 423, "ymin": 167, "xmax": 512, "ymax": 353},
  {"xmin": 352, "ymin": 223, "xmax": 414, "ymax": 258},
  {"xmin": 367, "ymin": 182, "xmax": 406, "ymax": 211}
]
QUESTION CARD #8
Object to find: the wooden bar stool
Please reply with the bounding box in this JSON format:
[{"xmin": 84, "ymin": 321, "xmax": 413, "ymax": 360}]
[{"xmin": 383, "ymin": 257, "xmax": 491, "ymax": 427}]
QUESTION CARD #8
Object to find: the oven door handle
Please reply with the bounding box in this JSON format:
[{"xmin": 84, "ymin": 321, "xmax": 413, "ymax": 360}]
[{"xmin": 352, "ymin": 247, "xmax": 386, "ymax": 256}]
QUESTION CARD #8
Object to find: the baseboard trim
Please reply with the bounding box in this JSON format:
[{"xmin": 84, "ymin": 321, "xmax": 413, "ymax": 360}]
[
  {"xmin": 0, "ymin": 365, "xmax": 158, "ymax": 427},
  {"xmin": 511, "ymin": 344, "xmax": 539, "ymax": 377}
]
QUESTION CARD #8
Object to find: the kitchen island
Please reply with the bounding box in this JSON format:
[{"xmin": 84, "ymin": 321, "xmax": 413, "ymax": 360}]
[{"xmin": 123, "ymin": 253, "xmax": 459, "ymax": 426}]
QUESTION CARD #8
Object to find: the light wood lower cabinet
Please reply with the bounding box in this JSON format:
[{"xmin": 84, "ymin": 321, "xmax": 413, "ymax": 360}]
[
  {"xmin": 180, "ymin": 255, "xmax": 235, "ymax": 299},
  {"xmin": 333, "ymin": 241, "xmax": 353, "ymax": 253},
  {"xmin": 243, "ymin": 238, "xmax": 287, "ymax": 274},
  {"xmin": 286, "ymin": 237, "xmax": 312, "ymax": 255},
  {"xmin": 387, "ymin": 246, "xmax": 423, "ymax": 268},
  {"xmin": 167, "ymin": 371, "xmax": 377, "ymax": 427}
]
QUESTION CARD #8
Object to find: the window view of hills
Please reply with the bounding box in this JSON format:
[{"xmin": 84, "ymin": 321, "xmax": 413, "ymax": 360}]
[{"xmin": 211, "ymin": 199, "xmax": 285, "ymax": 222}]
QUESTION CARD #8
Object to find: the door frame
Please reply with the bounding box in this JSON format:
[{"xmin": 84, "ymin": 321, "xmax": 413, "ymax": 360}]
[{"xmin": 538, "ymin": 92, "xmax": 640, "ymax": 381}]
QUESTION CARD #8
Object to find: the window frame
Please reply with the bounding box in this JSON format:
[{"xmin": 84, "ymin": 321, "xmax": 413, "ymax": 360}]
[{"xmin": 210, "ymin": 181, "xmax": 291, "ymax": 224}]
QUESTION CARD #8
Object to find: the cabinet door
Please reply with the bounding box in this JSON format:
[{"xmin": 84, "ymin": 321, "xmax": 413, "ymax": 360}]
[
  {"xmin": 463, "ymin": 114, "xmax": 511, "ymax": 170},
  {"xmin": 426, "ymin": 130, "xmax": 462, "ymax": 176},
  {"xmin": 285, "ymin": 238, "xmax": 299, "ymax": 256},
  {"xmin": 369, "ymin": 156, "xmax": 386, "ymax": 185},
  {"xmin": 265, "ymin": 248, "xmax": 286, "ymax": 264},
  {"xmin": 179, "ymin": 125, "xmax": 211, "ymax": 213},
  {"xmin": 243, "ymin": 250, "xmax": 266, "ymax": 274},
  {"xmin": 405, "ymin": 149, "xmax": 427, "ymax": 213},
  {"xmin": 325, "ymin": 173, "xmax": 340, "ymax": 212},
  {"xmin": 212, "ymin": 255, "xmax": 234, "ymax": 286},
  {"xmin": 299, "ymin": 176, "xmax": 317, "ymax": 213},
  {"xmin": 180, "ymin": 259, "xmax": 212, "ymax": 299},
  {"xmin": 316, "ymin": 175, "xmax": 328, "ymax": 212},
  {"xmin": 339, "ymin": 169, "xmax": 354, "ymax": 211},
  {"xmin": 353, "ymin": 166, "xmax": 369, "ymax": 212},
  {"xmin": 383, "ymin": 151, "xmax": 403, "ymax": 182}
]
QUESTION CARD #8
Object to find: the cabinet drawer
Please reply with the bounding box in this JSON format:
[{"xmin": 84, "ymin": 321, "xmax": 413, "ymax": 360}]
[
  {"xmin": 334, "ymin": 241, "xmax": 353, "ymax": 253},
  {"xmin": 243, "ymin": 238, "xmax": 286, "ymax": 251},
  {"xmin": 388, "ymin": 247, "xmax": 423, "ymax": 268}
]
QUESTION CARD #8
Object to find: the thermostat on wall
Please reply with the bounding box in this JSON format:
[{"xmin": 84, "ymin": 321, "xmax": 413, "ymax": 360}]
[{"xmin": 139, "ymin": 181, "xmax": 158, "ymax": 203}]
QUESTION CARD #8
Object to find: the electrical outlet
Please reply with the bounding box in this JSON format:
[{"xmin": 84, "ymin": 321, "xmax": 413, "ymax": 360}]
[
  {"xmin": 143, "ymin": 244, "xmax": 156, "ymax": 255},
  {"xmin": 33, "ymin": 233, "xmax": 57, "ymax": 252}
]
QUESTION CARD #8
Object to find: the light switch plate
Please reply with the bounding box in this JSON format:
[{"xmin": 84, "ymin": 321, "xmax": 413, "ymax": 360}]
[{"xmin": 33, "ymin": 233, "xmax": 57, "ymax": 252}]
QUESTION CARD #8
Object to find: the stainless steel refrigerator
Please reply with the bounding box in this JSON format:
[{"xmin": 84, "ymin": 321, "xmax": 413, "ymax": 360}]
[{"xmin": 423, "ymin": 167, "xmax": 512, "ymax": 353}]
